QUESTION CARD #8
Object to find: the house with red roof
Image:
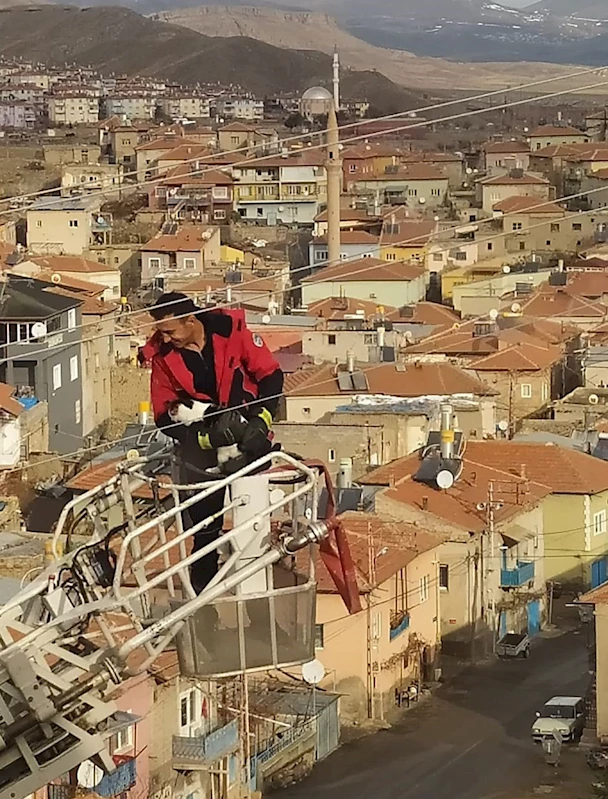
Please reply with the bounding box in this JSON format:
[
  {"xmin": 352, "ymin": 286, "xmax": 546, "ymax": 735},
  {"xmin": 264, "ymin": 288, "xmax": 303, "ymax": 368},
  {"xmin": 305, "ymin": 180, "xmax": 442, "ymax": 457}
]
[
  {"xmin": 360, "ymin": 439, "xmax": 552, "ymax": 656},
  {"xmin": 310, "ymin": 511, "xmax": 444, "ymax": 720},
  {"xmin": 483, "ymin": 140, "xmax": 531, "ymax": 176},
  {"xmin": 477, "ymin": 171, "xmax": 553, "ymax": 213},
  {"xmin": 529, "ymin": 125, "xmax": 589, "ymax": 151}
]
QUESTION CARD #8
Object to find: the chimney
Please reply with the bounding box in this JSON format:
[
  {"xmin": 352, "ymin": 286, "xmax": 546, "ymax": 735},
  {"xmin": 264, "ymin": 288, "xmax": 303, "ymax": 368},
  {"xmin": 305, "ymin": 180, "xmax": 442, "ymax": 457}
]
[
  {"xmin": 440, "ymin": 403, "xmax": 454, "ymax": 460},
  {"xmin": 138, "ymin": 400, "xmax": 150, "ymax": 426},
  {"xmin": 346, "ymin": 350, "xmax": 356, "ymax": 373},
  {"xmin": 337, "ymin": 458, "xmax": 353, "ymax": 489},
  {"xmin": 422, "ymin": 496, "xmax": 429, "ymax": 511},
  {"xmin": 470, "ymin": 471, "xmax": 476, "ymax": 485},
  {"xmin": 226, "ymin": 285, "xmax": 232, "ymax": 303},
  {"xmin": 520, "ymin": 463, "xmax": 527, "ymax": 479}
]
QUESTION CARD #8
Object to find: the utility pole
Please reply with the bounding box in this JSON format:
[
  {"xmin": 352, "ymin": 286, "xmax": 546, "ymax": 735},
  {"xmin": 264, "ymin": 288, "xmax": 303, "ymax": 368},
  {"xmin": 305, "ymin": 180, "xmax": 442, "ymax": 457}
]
[
  {"xmin": 508, "ymin": 371, "xmax": 515, "ymax": 440},
  {"xmin": 477, "ymin": 482, "xmax": 502, "ymax": 651}
]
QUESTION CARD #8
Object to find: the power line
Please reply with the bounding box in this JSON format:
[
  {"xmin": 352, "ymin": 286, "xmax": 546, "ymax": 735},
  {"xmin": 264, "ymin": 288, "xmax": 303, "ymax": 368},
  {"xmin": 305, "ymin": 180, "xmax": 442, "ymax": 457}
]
[
  {"xmin": 2, "ymin": 69, "xmax": 608, "ymax": 220},
  {"xmin": 5, "ymin": 178, "xmax": 608, "ymax": 368}
]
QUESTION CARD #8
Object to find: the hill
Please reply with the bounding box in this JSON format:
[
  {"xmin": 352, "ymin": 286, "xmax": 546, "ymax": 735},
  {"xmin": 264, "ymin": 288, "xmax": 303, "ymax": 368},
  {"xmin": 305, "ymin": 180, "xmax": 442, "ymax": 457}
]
[
  {"xmin": 529, "ymin": 0, "xmax": 608, "ymax": 18},
  {"xmin": 158, "ymin": 4, "xmax": 608, "ymax": 90},
  {"xmin": 0, "ymin": 6, "xmax": 425, "ymax": 111}
]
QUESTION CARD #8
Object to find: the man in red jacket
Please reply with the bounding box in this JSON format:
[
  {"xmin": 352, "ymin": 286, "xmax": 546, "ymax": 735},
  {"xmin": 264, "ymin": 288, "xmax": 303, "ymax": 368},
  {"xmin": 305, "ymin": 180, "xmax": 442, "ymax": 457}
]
[{"xmin": 140, "ymin": 292, "xmax": 283, "ymax": 595}]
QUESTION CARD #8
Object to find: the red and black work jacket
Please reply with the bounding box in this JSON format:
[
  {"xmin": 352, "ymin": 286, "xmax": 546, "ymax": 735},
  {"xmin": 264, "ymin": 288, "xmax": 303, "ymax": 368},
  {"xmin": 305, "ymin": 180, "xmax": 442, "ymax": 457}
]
[{"xmin": 139, "ymin": 309, "xmax": 283, "ymax": 429}]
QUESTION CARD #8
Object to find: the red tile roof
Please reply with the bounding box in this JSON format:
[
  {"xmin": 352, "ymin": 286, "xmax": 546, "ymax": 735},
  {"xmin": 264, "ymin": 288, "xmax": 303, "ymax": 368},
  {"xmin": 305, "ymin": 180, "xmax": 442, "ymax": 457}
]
[
  {"xmin": 485, "ymin": 140, "xmax": 530, "ymax": 154},
  {"xmin": 481, "ymin": 173, "xmax": 550, "ymax": 186},
  {"xmin": 142, "ymin": 224, "xmax": 217, "ymax": 253},
  {"xmin": 312, "ymin": 231, "xmax": 379, "ymax": 246},
  {"xmin": 579, "ymin": 583, "xmax": 608, "ymax": 603},
  {"xmin": 493, "ymin": 196, "xmax": 564, "ymax": 215},
  {"xmin": 29, "ymin": 255, "xmax": 119, "ymax": 274},
  {"xmin": 302, "ymin": 257, "xmax": 424, "ymax": 284},
  {"xmin": 284, "ymin": 360, "xmax": 495, "ymax": 398},
  {"xmin": 530, "ymin": 125, "xmax": 587, "ymax": 137},
  {"xmin": 380, "ymin": 219, "xmax": 435, "ymax": 247},
  {"xmin": 135, "ymin": 136, "xmax": 198, "ymax": 152},
  {"xmin": 31, "ymin": 271, "xmax": 107, "ymax": 295},
  {"xmin": 521, "ymin": 287, "xmax": 606, "ymax": 319},
  {"xmin": 471, "ymin": 342, "xmax": 562, "ymax": 371},
  {"xmin": 314, "ymin": 511, "xmax": 444, "ymax": 593},
  {"xmin": 0, "ymin": 383, "xmax": 23, "ymax": 417},
  {"xmin": 363, "ymin": 450, "xmax": 551, "ymax": 531},
  {"xmin": 67, "ymin": 459, "xmax": 170, "ymax": 499},
  {"xmin": 363, "ymin": 164, "xmax": 447, "ymax": 182},
  {"xmin": 307, "ymin": 296, "xmax": 397, "ymax": 321}
]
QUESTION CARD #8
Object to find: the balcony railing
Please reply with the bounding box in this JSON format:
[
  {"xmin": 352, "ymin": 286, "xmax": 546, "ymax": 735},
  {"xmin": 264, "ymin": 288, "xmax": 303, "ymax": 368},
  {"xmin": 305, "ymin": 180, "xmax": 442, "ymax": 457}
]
[
  {"xmin": 173, "ymin": 720, "xmax": 239, "ymax": 768},
  {"xmin": 94, "ymin": 757, "xmax": 137, "ymax": 798},
  {"xmin": 389, "ymin": 611, "xmax": 410, "ymax": 641},
  {"xmin": 500, "ymin": 561, "xmax": 535, "ymax": 588}
]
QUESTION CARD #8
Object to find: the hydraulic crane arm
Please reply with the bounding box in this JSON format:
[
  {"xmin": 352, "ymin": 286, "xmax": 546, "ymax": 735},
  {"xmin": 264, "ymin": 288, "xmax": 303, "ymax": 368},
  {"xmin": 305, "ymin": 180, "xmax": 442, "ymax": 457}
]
[{"xmin": 0, "ymin": 449, "xmax": 343, "ymax": 799}]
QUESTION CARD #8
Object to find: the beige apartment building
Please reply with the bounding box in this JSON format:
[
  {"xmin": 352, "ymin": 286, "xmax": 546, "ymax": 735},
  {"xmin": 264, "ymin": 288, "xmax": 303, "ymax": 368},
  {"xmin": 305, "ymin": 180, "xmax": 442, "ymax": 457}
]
[
  {"xmin": 478, "ymin": 172, "xmax": 553, "ymax": 213},
  {"xmin": 61, "ymin": 163, "xmax": 124, "ymax": 198},
  {"xmin": 48, "ymin": 95, "xmax": 100, "ymax": 125},
  {"xmin": 158, "ymin": 95, "xmax": 211, "ymax": 119},
  {"xmin": 313, "ymin": 512, "xmax": 443, "ymax": 721},
  {"xmin": 26, "ymin": 197, "xmax": 112, "ymax": 256}
]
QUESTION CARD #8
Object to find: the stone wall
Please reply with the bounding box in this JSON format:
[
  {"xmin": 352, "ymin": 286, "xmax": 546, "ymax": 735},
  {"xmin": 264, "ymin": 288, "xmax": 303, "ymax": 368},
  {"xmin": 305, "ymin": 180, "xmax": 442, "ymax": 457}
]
[{"xmin": 109, "ymin": 363, "xmax": 151, "ymax": 438}]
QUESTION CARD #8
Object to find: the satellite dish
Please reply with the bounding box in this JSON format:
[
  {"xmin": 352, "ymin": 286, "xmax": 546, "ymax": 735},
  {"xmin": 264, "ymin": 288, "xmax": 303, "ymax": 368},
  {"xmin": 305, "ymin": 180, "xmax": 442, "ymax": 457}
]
[
  {"xmin": 511, "ymin": 302, "xmax": 522, "ymax": 314},
  {"xmin": 418, "ymin": 197, "xmax": 426, "ymax": 204},
  {"xmin": 489, "ymin": 309, "xmax": 499, "ymax": 321},
  {"xmin": 498, "ymin": 420, "xmax": 509, "ymax": 432},
  {"xmin": 436, "ymin": 470, "xmax": 454, "ymax": 490},
  {"xmin": 404, "ymin": 330, "xmax": 414, "ymax": 342},
  {"xmin": 502, "ymin": 265, "xmax": 511, "ymax": 274},
  {"xmin": 31, "ymin": 321, "xmax": 47, "ymax": 338},
  {"xmin": 201, "ymin": 230, "xmax": 212, "ymax": 240},
  {"xmin": 261, "ymin": 314, "xmax": 271, "ymax": 324},
  {"xmin": 589, "ymin": 394, "xmax": 600, "ymax": 405},
  {"xmin": 77, "ymin": 761, "xmax": 103, "ymax": 789},
  {"xmin": 302, "ymin": 659, "xmax": 325, "ymax": 685},
  {"xmin": 51, "ymin": 273, "xmax": 62, "ymax": 284},
  {"xmin": 126, "ymin": 449, "xmax": 140, "ymax": 461}
]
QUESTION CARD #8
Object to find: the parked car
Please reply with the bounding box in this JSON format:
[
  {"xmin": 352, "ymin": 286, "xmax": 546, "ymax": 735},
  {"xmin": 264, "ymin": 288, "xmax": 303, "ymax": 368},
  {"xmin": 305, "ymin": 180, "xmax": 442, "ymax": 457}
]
[{"xmin": 531, "ymin": 696, "xmax": 585, "ymax": 743}]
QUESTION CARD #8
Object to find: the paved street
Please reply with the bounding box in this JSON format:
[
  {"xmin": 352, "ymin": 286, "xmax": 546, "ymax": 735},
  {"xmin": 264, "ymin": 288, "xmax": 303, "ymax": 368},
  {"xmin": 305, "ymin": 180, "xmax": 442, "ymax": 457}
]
[{"xmin": 275, "ymin": 629, "xmax": 591, "ymax": 799}]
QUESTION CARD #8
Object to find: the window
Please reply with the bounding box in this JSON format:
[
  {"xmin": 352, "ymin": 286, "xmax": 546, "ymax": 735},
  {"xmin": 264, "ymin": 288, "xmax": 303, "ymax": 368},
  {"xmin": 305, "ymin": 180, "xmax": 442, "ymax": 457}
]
[
  {"xmin": 69, "ymin": 355, "xmax": 78, "ymax": 381},
  {"xmin": 519, "ymin": 242, "xmax": 526, "ymax": 250},
  {"xmin": 385, "ymin": 252, "xmax": 396, "ymax": 261},
  {"xmin": 328, "ymin": 448, "xmax": 336, "ymax": 463},
  {"xmin": 487, "ymin": 243, "xmax": 493, "ymax": 251},
  {"xmin": 349, "ymin": 164, "xmax": 357, "ymax": 173},
  {"xmin": 302, "ymin": 407, "xmax": 311, "ymax": 416},
  {"xmin": 419, "ymin": 574, "xmax": 429, "ymax": 603},
  {"xmin": 149, "ymin": 257, "xmax": 161, "ymax": 271},
  {"xmin": 179, "ymin": 689, "xmax": 199, "ymax": 731},
  {"xmin": 184, "ymin": 257, "xmax": 196, "ymax": 270},
  {"xmin": 213, "ymin": 186, "xmax": 228, "ymax": 199},
  {"xmin": 52, "ymin": 363, "xmax": 62, "ymax": 391},
  {"xmin": 431, "ymin": 188, "xmax": 441, "ymax": 197},
  {"xmin": 551, "ymin": 223, "xmax": 560, "ymax": 232},
  {"xmin": 314, "ymin": 623, "xmax": 324, "ymax": 649},
  {"xmin": 110, "ymin": 722, "xmax": 133, "ymax": 754},
  {"xmin": 214, "ymin": 209, "xmax": 227, "ymax": 220},
  {"xmin": 75, "ymin": 399, "xmax": 81, "ymax": 424},
  {"xmin": 36, "ymin": 219, "xmax": 42, "ymax": 227},
  {"xmin": 573, "ymin": 223, "xmax": 582, "ymax": 231},
  {"xmin": 315, "ymin": 250, "xmax": 326, "ymax": 262},
  {"xmin": 408, "ymin": 188, "xmax": 417, "ymax": 197},
  {"xmin": 512, "ymin": 222, "xmax": 523, "ymax": 231},
  {"xmin": 594, "ymin": 510, "xmax": 607, "ymax": 536},
  {"xmin": 521, "ymin": 383, "xmax": 532, "ymax": 399},
  {"xmin": 364, "ymin": 333, "xmax": 376, "ymax": 345},
  {"xmin": 67, "ymin": 308, "xmax": 76, "ymax": 330},
  {"xmin": 546, "ymin": 240, "xmax": 551, "ymax": 247},
  {"xmin": 328, "ymin": 334, "xmax": 336, "ymax": 345},
  {"xmin": 455, "ymin": 252, "xmax": 467, "ymax": 261},
  {"xmin": 433, "ymin": 252, "xmax": 443, "ymax": 262},
  {"xmin": 68, "ymin": 219, "xmax": 79, "ymax": 228},
  {"xmin": 439, "ymin": 564, "xmax": 449, "ymax": 590}
]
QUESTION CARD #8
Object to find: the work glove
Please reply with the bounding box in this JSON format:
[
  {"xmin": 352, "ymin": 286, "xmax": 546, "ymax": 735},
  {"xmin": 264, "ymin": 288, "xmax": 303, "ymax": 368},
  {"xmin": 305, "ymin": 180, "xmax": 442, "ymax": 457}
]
[
  {"xmin": 240, "ymin": 408, "xmax": 273, "ymax": 457},
  {"xmin": 197, "ymin": 409, "xmax": 248, "ymax": 451}
]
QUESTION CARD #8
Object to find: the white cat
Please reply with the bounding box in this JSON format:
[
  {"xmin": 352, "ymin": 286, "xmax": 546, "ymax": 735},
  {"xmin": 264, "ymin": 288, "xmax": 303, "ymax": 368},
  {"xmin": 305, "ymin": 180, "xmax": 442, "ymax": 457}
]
[{"xmin": 167, "ymin": 399, "xmax": 247, "ymax": 470}]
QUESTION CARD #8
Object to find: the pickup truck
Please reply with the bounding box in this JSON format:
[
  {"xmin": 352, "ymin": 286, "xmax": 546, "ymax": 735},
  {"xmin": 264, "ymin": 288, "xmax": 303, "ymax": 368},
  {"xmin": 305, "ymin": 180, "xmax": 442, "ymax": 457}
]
[{"xmin": 531, "ymin": 696, "xmax": 585, "ymax": 743}]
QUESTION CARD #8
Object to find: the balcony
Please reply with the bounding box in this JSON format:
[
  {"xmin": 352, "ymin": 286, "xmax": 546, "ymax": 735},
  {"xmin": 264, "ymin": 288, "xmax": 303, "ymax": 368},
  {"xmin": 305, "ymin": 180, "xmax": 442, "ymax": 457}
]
[
  {"xmin": 94, "ymin": 757, "xmax": 137, "ymax": 797},
  {"xmin": 500, "ymin": 561, "xmax": 535, "ymax": 588},
  {"xmin": 389, "ymin": 611, "xmax": 410, "ymax": 641},
  {"xmin": 172, "ymin": 720, "xmax": 239, "ymax": 770}
]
